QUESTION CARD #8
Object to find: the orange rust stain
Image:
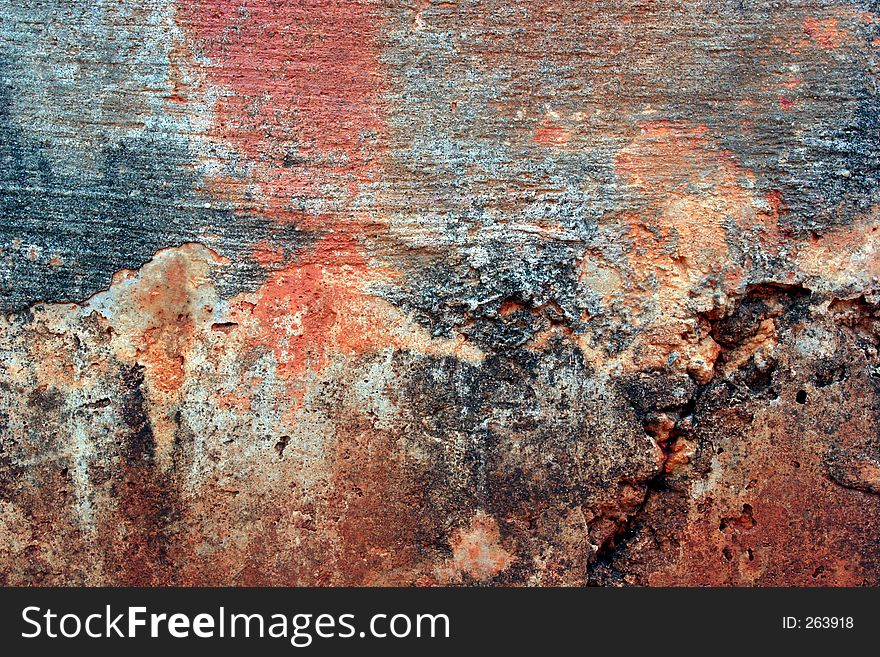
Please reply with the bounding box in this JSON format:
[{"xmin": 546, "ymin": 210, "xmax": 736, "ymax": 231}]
[
  {"xmin": 533, "ymin": 119, "xmax": 571, "ymax": 147},
  {"xmin": 498, "ymin": 298, "xmax": 525, "ymax": 316},
  {"xmin": 596, "ymin": 121, "xmax": 782, "ymax": 376},
  {"xmin": 615, "ymin": 121, "xmax": 783, "ymax": 277},
  {"xmin": 778, "ymin": 96, "xmax": 795, "ymax": 110},
  {"xmin": 216, "ymin": 391, "xmax": 252, "ymax": 411},
  {"xmin": 803, "ymin": 17, "xmax": 845, "ymax": 49},
  {"xmin": 90, "ymin": 245, "xmax": 225, "ymax": 465},
  {"xmin": 444, "ymin": 511, "xmax": 514, "ymax": 582},
  {"xmin": 614, "ymin": 122, "xmax": 750, "ymax": 286},
  {"xmin": 27, "ymin": 333, "xmax": 79, "ymax": 391},
  {"xmin": 664, "ymin": 438, "xmax": 695, "ymax": 473},
  {"xmin": 244, "ymin": 235, "xmax": 480, "ymax": 402},
  {"xmin": 617, "ymin": 122, "xmax": 719, "ymax": 192},
  {"xmin": 252, "ymin": 240, "xmax": 285, "ymax": 267},
  {"xmin": 141, "ymin": 329, "xmax": 186, "ymax": 393},
  {"xmin": 246, "ymin": 236, "xmax": 364, "ymax": 386},
  {"xmin": 128, "ymin": 255, "xmax": 196, "ymax": 394}
]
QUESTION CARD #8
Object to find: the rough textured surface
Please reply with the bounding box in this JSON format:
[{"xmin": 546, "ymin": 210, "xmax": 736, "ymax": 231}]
[{"xmin": 1, "ymin": 0, "xmax": 879, "ymax": 585}]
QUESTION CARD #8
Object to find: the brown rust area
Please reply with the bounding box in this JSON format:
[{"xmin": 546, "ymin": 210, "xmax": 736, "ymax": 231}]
[{"xmin": 590, "ymin": 289, "xmax": 880, "ymax": 586}]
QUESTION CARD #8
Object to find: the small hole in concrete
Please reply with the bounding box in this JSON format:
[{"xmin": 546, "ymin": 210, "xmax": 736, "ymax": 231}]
[
  {"xmin": 275, "ymin": 435, "xmax": 291, "ymax": 458},
  {"xmin": 796, "ymin": 390, "xmax": 807, "ymax": 404}
]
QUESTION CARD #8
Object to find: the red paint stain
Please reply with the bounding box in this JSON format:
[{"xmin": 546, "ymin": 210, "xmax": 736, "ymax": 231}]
[
  {"xmin": 179, "ymin": 0, "xmax": 387, "ymax": 223},
  {"xmin": 182, "ymin": 0, "xmax": 383, "ymax": 163},
  {"xmin": 181, "ymin": 1, "xmax": 400, "ymax": 403}
]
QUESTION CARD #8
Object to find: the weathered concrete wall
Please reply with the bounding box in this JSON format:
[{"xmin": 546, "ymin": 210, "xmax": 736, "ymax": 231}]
[{"xmin": 1, "ymin": 0, "xmax": 878, "ymax": 585}]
